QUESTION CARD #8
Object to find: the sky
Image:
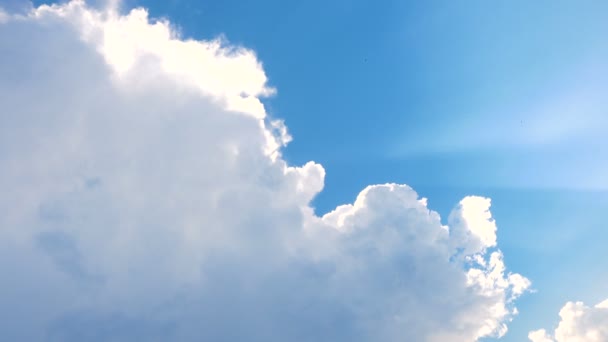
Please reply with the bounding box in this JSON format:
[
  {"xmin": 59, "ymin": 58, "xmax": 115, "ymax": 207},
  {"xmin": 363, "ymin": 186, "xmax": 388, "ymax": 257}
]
[{"xmin": 2, "ymin": 0, "xmax": 608, "ymax": 341}]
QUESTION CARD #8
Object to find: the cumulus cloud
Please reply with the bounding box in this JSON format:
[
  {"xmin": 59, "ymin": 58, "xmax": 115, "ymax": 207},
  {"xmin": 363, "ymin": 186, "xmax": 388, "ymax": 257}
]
[
  {"xmin": 0, "ymin": 1, "xmax": 528, "ymax": 341},
  {"xmin": 529, "ymin": 299, "xmax": 608, "ymax": 342}
]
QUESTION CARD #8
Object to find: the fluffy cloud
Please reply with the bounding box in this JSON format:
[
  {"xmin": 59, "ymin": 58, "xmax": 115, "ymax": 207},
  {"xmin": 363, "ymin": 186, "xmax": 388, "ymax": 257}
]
[
  {"xmin": 0, "ymin": 1, "xmax": 529, "ymax": 341},
  {"xmin": 529, "ymin": 299, "xmax": 608, "ymax": 342}
]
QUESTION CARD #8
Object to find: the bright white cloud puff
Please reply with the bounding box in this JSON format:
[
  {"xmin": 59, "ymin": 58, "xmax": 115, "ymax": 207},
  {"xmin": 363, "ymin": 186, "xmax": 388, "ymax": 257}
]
[
  {"xmin": 529, "ymin": 299, "xmax": 608, "ymax": 342},
  {"xmin": 0, "ymin": 1, "xmax": 529, "ymax": 341}
]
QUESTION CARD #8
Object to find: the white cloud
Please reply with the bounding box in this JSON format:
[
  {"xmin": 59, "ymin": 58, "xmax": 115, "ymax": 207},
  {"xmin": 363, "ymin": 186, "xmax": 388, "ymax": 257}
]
[
  {"xmin": 529, "ymin": 299, "xmax": 608, "ymax": 342},
  {"xmin": 529, "ymin": 329, "xmax": 557, "ymax": 342},
  {"xmin": 449, "ymin": 196, "xmax": 497, "ymax": 256},
  {"xmin": 0, "ymin": 2, "xmax": 528, "ymax": 341}
]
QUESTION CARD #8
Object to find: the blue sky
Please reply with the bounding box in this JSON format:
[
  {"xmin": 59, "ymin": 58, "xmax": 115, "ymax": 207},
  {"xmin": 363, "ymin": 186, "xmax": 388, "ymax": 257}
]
[
  {"xmin": 122, "ymin": 0, "xmax": 608, "ymax": 189},
  {"xmin": 6, "ymin": 0, "xmax": 608, "ymax": 340}
]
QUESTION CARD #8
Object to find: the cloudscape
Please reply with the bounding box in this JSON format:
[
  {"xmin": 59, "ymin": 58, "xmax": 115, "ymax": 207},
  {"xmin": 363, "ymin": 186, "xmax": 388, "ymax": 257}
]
[{"xmin": 0, "ymin": 1, "xmax": 606, "ymax": 341}]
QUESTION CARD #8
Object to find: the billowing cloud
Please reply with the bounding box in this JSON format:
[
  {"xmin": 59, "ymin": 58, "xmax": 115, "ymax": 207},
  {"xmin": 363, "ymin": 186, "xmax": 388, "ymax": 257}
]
[
  {"xmin": 0, "ymin": 1, "xmax": 529, "ymax": 341},
  {"xmin": 529, "ymin": 299, "xmax": 608, "ymax": 342}
]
